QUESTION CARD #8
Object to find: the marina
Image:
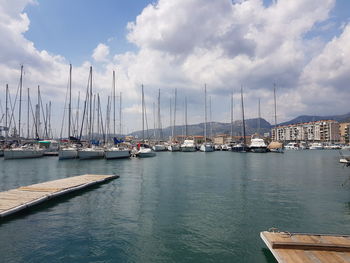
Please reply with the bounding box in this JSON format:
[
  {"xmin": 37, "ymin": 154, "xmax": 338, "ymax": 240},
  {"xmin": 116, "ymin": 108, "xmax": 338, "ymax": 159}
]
[{"xmin": 0, "ymin": 150, "xmax": 350, "ymax": 262}]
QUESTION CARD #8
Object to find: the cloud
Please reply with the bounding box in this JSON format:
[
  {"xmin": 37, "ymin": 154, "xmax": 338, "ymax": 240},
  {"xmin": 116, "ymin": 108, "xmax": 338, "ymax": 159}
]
[
  {"xmin": 0, "ymin": 0, "xmax": 349, "ymax": 135},
  {"xmin": 92, "ymin": 43, "xmax": 110, "ymax": 62}
]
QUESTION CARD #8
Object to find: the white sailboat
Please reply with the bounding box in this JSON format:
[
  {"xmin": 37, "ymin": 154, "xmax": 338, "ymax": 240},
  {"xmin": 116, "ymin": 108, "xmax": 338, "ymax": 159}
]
[
  {"xmin": 268, "ymin": 85, "xmax": 284, "ymax": 153},
  {"xmin": 200, "ymin": 84, "xmax": 214, "ymax": 152},
  {"xmin": 78, "ymin": 145, "xmax": 105, "ymax": 159},
  {"xmin": 4, "ymin": 144, "xmax": 44, "ymax": 160},
  {"xmin": 168, "ymin": 88, "xmax": 181, "ymax": 152},
  {"xmin": 136, "ymin": 85, "xmax": 156, "ymax": 158},
  {"xmin": 249, "ymin": 99, "xmax": 267, "ymax": 153},
  {"xmin": 104, "ymin": 71, "xmax": 130, "ymax": 159},
  {"xmin": 59, "ymin": 64, "xmax": 78, "ymax": 160}
]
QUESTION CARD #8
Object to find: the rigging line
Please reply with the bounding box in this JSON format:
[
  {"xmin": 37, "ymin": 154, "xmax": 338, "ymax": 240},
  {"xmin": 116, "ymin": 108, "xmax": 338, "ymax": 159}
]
[
  {"xmin": 28, "ymin": 93, "xmax": 38, "ymax": 139},
  {"xmin": 8, "ymin": 80, "xmax": 20, "ymax": 132}
]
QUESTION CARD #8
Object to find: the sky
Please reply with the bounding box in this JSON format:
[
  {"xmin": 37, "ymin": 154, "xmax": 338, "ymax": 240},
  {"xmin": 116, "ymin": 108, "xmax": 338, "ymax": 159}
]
[{"xmin": 0, "ymin": 0, "xmax": 350, "ymax": 137}]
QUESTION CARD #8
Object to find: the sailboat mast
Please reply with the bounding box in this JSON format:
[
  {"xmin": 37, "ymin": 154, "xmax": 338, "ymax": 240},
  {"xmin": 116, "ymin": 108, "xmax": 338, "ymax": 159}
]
[
  {"xmin": 274, "ymin": 84, "xmax": 277, "ymax": 128},
  {"xmin": 230, "ymin": 89, "xmax": 233, "ymax": 138},
  {"xmin": 27, "ymin": 88, "xmax": 30, "ymax": 139},
  {"xmin": 113, "ymin": 70, "xmax": 116, "ymax": 136},
  {"xmin": 157, "ymin": 89, "xmax": 161, "ymax": 141},
  {"xmin": 142, "ymin": 84, "xmax": 145, "ymax": 141},
  {"xmin": 258, "ymin": 98, "xmax": 261, "ymax": 135},
  {"xmin": 119, "ymin": 92, "xmax": 122, "ymax": 135},
  {"xmin": 241, "ymin": 86, "xmax": 246, "ymax": 145},
  {"xmin": 89, "ymin": 66, "xmax": 92, "ymax": 142},
  {"xmin": 18, "ymin": 65, "xmax": 23, "ymax": 138},
  {"xmin": 170, "ymin": 98, "xmax": 173, "ymax": 139},
  {"xmin": 5, "ymin": 84, "xmax": 8, "ymax": 139},
  {"xmin": 204, "ymin": 84, "xmax": 207, "ymax": 143},
  {"xmin": 185, "ymin": 97, "xmax": 188, "ymax": 137},
  {"xmin": 68, "ymin": 64, "xmax": 72, "ymax": 139},
  {"xmin": 173, "ymin": 88, "xmax": 177, "ymax": 139},
  {"xmin": 209, "ymin": 96, "xmax": 212, "ymax": 138}
]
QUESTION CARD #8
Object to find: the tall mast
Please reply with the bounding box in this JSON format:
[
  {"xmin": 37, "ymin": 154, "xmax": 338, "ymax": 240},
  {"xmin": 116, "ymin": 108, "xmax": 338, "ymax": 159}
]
[
  {"xmin": 209, "ymin": 96, "xmax": 212, "ymax": 138},
  {"xmin": 89, "ymin": 66, "xmax": 92, "ymax": 142},
  {"xmin": 18, "ymin": 65, "xmax": 23, "ymax": 138},
  {"xmin": 241, "ymin": 86, "xmax": 246, "ymax": 145},
  {"xmin": 170, "ymin": 97, "xmax": 173, "ymax": 139},
  {"xmin": 157, "ymin": 89, "xmax": 161, "ymax": 141},
  {"xmin": 230, "ymin": 89, "xmax": 233, "ymax": 138},
  {"xmin": 113, "ymin": 70, "xmax": 116, "ymax": 136},
  {"xmin": 204, "ymin": 84, "xmax": 207, "ymax": 143},
  {"xmin": 76, "ymin": 91, "xmax": 80, "ymax": 138},
  {"xmin": 49, "ymin": 101, "xmax": 52, "ymax": 138},
  {"xmin": 258, "ymin": 98, "xmax": 261, "ymax": 135},
  {"xmin": 68, "ymin": 64, "xmax": 72, "ymax": 138},
  {"xmin": 37, "ymin": 85, "xmax": 40, "ymax": 139},
  {"xmin": 119, "ymin": 92, "xmax": 122, "ymax": 135},
  {"xmin": 5, "ymin": 84, "xmax": 8, "ymax": 139},
  {"xmin": 153, "ymin": 102, "xmax": 156, "ymax": 139},
  {"xmin": 274, "ymin": 83, "xmax": 277, "ymax": 128},
  {"xmin": 173, "ymin": 88, "xmax": 177, "ymax": 139},
  {"xmin": 185, "ymin": 97, "xmax": 188, "ymax": 137},
  {"xmin": 141, "ymin": 84, "xmax": 145, "ymax": 141},
  {"xmin": 27, "ymin": 88, "xmax": 30, "ymax": 139}
]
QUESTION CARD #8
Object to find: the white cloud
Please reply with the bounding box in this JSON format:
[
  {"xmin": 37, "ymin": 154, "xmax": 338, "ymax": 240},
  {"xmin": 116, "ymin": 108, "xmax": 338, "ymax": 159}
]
[
  {"xmin": 0, "ymin": 0, "xmax": 349, "ymax": 135},
  {"xmin": 92, "ymin": 43, "xmax": 110, "ymax": 62}
]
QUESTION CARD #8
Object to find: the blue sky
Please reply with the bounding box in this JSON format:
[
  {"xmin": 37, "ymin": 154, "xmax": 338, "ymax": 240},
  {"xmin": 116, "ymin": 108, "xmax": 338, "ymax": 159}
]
[{"xmin": 24, "ymin": 0, "xmax": 153, "ymax": 64}]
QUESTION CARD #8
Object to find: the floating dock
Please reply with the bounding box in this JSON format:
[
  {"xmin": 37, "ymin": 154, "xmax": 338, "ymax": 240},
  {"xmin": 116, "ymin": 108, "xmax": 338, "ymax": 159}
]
[
  {"xmin": 261, "ymin": 230, "xmax": 350, "ymax": 263},
  {"xmin": 0, "ymin": 174, "xmax": 118, "ymax": 218}
]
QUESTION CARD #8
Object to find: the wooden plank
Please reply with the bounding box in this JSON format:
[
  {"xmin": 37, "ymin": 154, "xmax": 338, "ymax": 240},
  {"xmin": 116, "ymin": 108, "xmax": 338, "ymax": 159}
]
[
  {"xmin": 0, "ymin": 174, "xmax": 118, "ymax": 218},
  {"xmin": 261, "ymin": 231, "xmax": 350, "ymax": 263},
  {"xmin": 272, "ymin": 241, "xmax": 350, "ymax": 252}
]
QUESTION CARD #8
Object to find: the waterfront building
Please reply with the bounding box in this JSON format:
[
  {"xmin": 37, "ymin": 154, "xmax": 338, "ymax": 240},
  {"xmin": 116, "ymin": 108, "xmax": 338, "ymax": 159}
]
[
  {"xmin": 272, "ymin": 120, "xmax": 340, "ymax": 143},
  {"xmin": 339, "ymin": 122, "xmax": 350, "ymax": 144}
]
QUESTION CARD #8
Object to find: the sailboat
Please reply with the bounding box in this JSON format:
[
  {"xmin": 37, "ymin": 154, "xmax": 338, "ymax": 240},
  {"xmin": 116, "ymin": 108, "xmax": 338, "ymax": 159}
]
[
  {"xmin": 105, "ymin": 71, "xmax": 130, "ymax": 159},
  {"xmin": 4, "ymin": 66, "xmax": 44, "ymax": 159},
  {"xmin": 168, "ymin": 88, "xmax": 180, "ymax": 151},
  {"xmin": 200, "ymin": 84, "xmax": 214, "ymax": 152},
  {"xmin": 249, "ymin": 98, "xmax": 268, "ymax": 153},
  {"xmin": 232, "ymin": 87, "xmax": 249, "ymax": 152},
  {"xmin": 267, "ymin": 84, "xmax": 284, "ymax": 153},
  {"xmin": 136, "ymin": 85, "xmax": 156, "ymax": 158},
  {"xmin": 78, "ymin": 67, "xmax": 105, "ymax": 160},
  {"xmin": 59, "ymin": 64, "xmax": 78, "ymax": 160},
  {"xmin": 152, "ymin": 89, "xmax": 167, "ymax": 151}
]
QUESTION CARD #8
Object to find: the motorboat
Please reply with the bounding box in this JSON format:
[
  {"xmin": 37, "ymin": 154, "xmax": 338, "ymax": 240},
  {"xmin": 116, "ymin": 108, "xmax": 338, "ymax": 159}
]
[
  {"xmin": 78, "ymin": 146, "xmax": 105, "ymax": 160},
  {"xmin": 285, "ymin": 142, "xmax": 299, "ymax": 150},
  {"xmin": 249, "ymin": 136, "xmax": 268, "ymax": 153},
  {"xmin": 200, "ymin": 142, "xmax": 214, "ymax": 152},
  {"xmin": 232, "ymin": 142, "xmax": 248, "ymax": 152},
  {"xmin": 4, "ymin": 144, "xmax": 44, "ymax": 159},
  {"xmin": 59, "ymin": 145, "xmax": 78, "ymax": 160},
  {"xmin": 136, "ymin": 143, "xmax": 156, "ymax": 158},
  {"xmin": 181, "ymin": 139, "xmax": 197, "ymax": 152},
  {"xmin": 267, "ymin": 141, "xmax": 284, "ymax": 153},
  {"xmin": 309, "ymin": 142, "xmax": 323, "ymax": 150},
  {"xmin": 152, "ymin": 144, "xmax": 167, "ymax": 151},
  {"xmin": 105, "ymin": 146, "xmax": 130, "ymax": 159},
  {"xmin": 167, "ymin": 143, "xmax": 181, "ymax": 152},
  {"xmin": 214, "ymin": 145, "xmax": 221, "ymax": 151}
]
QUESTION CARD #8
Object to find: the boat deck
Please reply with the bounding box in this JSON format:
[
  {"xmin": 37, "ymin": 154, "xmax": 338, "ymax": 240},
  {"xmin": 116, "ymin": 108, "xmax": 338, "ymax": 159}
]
[
  {"xmin": 0, "ymin": 174, "xmax": 118, "ymax": 218},
  {"xmin": 261, "ymin": 231, "xmax": 350, "ymax": 263}
]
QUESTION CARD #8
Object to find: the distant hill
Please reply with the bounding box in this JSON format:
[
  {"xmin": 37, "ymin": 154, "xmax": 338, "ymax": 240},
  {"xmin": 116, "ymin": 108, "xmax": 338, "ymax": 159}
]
[
  {"xmin": 278, "ymin": 112, "xmax": 350, "ymax": 126},
  {"xmin": 128, "ymin": 118, "xmax": 272, "ymax": 139}
]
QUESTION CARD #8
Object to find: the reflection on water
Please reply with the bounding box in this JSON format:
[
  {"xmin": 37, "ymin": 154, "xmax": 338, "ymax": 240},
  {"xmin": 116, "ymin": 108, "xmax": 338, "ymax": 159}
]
[{"xmin": 0, "ymin": 150, "xmax": 350, "ymax": 263}]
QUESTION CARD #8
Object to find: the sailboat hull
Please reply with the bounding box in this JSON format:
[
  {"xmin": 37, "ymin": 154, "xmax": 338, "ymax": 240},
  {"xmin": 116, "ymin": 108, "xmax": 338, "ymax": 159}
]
[
  {"xmin": 105, "ymin": 149, "xmax": 130, "ymax": 159},
  {"xmin": 59, "ymin": 149, "xmax": 78, "ymax": 160},
  {"xmin": 4, "ymin": 149, "xmax": 44, "ymax": 159},
  {"xmin": 78, "ymin": 149, "xmax": 105, "ymax": 160}
]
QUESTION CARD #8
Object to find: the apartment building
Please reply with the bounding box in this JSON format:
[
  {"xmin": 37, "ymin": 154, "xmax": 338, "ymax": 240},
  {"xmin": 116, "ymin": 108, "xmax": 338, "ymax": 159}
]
[
  {"xmin": 271, "ymin": 120, "xmax": 340, "ymax": 142},
  {"xmin": 339, "ymin": 122, "xmax": 350, "ymax": 144}
]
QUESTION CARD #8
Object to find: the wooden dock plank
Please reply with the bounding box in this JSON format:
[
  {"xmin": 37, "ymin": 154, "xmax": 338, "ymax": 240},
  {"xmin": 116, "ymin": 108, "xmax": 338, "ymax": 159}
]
[
  {"xmin": 0, "ymin": 174, "xmax": 118, "ymax": 218},
  {"xmin": 261, "ymin": 231, "xmax": 350, "ymax": 263}
]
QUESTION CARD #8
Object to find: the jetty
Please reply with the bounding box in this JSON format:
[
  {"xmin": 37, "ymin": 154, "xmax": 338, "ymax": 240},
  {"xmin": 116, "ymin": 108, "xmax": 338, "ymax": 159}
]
[
  {"xmin": 0, "ymin": 174, "xmax": 118, "ymax": 218},
  {"xmin": 261, "ymin": 230, "xmax": 350, "ymax": 263}
]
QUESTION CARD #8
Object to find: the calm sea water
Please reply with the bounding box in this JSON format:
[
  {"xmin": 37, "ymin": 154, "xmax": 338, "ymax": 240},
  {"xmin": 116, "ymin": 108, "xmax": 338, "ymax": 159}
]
[{"xmin": 1, "ymin": 150, "xmax": 350, "ymax": 263}]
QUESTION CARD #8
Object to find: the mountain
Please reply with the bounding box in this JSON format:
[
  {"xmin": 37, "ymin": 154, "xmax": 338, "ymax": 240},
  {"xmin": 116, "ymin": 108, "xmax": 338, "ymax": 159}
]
[
  {"xmin": 128, "ymin": 118, "xmax": 272, "ymax": 139},
  {"xmin": 278, "ymin": 112, "xmax": 350, "ymax": 126}
]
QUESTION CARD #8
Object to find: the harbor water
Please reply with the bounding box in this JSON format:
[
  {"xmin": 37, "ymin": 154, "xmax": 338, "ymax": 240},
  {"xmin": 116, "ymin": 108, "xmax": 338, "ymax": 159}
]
[{"xmin": 1, "ymin": 150, "xmax": 350, "ymax": 262}]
